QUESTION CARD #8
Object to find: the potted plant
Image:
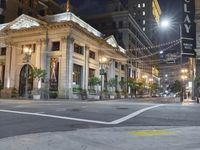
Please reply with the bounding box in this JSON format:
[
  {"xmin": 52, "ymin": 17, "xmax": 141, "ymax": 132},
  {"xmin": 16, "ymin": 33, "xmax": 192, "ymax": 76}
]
[
  {"xmin": 108, "ymin": 78, "xmax": 117, "ymax": 99},
  {"xmin": 136, "ymin": 81, "xmax": 145, "ymax": 98},
  {"xmin": 11, "ymin": 88, "xmax": 18, "ymax": 98},
  {"xmin": 149, "ymin": 83, "xmax": 158, "ymax": 97},
  {"xmin": 31, "ymin": 67, "xmax": 47, "ymax": 100},
  {"xmin": 127, "ymin": 78, "xmax": 137, "ymax": 98},
  {"xmin": 119, "ymin": 80, "xmax": 127, "ymax": 98},
  {"xmin": 88, "ymin": 76, "xmax": 100, "ymax": 100}
]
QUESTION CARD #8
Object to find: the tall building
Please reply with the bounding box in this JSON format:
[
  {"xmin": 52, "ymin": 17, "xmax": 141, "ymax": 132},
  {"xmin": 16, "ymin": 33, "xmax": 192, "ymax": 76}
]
[
  {"xmin": 0, "ymin": 0, "xmax": 6, "ymax": 23},
  {"xmin": 195, "ymin": 0, "xmax": 200, "ymax": 97},
  {"xmin": 127, "ymin": 0, "xmax": 161, "ymax": 42},
  {"xmin": 76, "ymin": 0, "xmax": 159, "ymax": 83},
  {"xmin": 196, "ymin": 0, "xmax": 200, "ymax": 74},
  {"xmin": 0, "ymin": 0, "xmax": 64, "ymax": 23}
]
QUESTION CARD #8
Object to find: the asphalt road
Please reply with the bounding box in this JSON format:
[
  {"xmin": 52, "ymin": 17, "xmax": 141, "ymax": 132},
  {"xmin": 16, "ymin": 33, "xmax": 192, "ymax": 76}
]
[{"xmin": 0, "ymin": 98, "xmax": 199, "ymax": 140}]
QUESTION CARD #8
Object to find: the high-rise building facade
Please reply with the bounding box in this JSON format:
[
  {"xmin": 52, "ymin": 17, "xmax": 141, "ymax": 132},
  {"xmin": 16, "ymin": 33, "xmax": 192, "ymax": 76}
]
[
  {"xmin": 0, "ymin": 0, "xmax": 64, "ymax": 23},
  {"xmin": 78, "ymin": 0, "xmax": 159, "ymax": 82},
  {"xmin": 127, "ymin": 0, "xmax": 161, "ymax": 42},
  {"xmin": 0, "ymin": 0, "xmax": 6, "ymax": 23}
]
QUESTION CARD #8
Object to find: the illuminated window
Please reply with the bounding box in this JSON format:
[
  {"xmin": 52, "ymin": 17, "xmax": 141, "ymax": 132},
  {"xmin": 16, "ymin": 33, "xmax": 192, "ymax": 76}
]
[
  {"xmin": 143, "ymin": 3, "xmax": 145, "ymax": 7},
  {"xmin": 143, "ymin": 20, "xmax": 146, "ymax": 25},
  {"xmin": 143, "ymin": 27, "xmax": 146, "ymax": 31},
  {"xmin": 138, "ymin": 4, "xmax": 141, "ymax": 8},
  {"xmin": 73, "ymin": 64, "xmax": 82, "ymax": 86},
  {"xmin": 143, "ymin": 11, "xmax": 146, "ymax": 16}
]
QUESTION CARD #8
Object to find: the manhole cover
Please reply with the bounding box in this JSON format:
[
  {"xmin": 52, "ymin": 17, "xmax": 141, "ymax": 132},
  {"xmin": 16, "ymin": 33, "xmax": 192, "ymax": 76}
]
[{"xmin": 70, "ymin": 108, "xmax": 81, "ymax": 112}]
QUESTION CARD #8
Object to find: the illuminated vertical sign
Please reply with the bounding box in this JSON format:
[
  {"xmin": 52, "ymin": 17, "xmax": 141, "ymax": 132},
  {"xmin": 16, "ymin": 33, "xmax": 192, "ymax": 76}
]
[
  {"xmin": 152, "ymin": 0, "xmax": 161, "ymax": 25},
  {"xmin": 181, "ymin": 0, "xmax": 196, "ymax": 57}
]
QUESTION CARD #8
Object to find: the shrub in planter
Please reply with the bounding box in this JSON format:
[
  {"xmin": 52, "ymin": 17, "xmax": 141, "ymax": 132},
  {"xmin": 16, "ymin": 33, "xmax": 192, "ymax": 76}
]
[
  {"xmin": 31, "ymin": 67, "xmax": 47, "ymax": 99},
  {"xmin": 11, "ymin": 88, "xmax": 18, "ymax": 98},
  {"xmin": 88, "ymin": 89, "xmax": 97, "ymax": 95},
  {"xmin": 88, "ymin": 76, "xmax": 100, "ymax": 95},
  {"xmin": 108, "ymin": 78, "xmax": 118, "ymax": 98},
  {"xmin": 73, "ymin": 86, "xmax": 82, "ymax": 93},
  {"xmin": 49, "ymin": 91, "xmax": 58, "ymax": 99}
]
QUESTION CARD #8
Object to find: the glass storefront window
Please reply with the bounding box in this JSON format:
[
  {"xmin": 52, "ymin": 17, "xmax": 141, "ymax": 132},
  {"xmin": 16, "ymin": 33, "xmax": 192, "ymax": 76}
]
[{"xmin": 73, "ymin": 64, "xmax": 82, "ymax": 87}]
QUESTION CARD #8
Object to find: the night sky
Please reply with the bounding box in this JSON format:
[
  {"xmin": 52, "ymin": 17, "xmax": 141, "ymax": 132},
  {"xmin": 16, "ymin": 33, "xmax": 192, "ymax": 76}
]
[
  {"xmin": 59, "ymin": 0, "xmax": 181, "ymax": 38},
  {"xmin": 59, "ymin": 0, "xmax": 181, "ymax": 42}
]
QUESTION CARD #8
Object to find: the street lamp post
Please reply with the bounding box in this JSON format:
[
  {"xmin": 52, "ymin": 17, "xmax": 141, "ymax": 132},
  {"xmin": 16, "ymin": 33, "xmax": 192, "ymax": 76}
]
[
  {"xmin": 23, "ymin": 47, "xmax": 32, "ymax": 99},
  {"xmin": 180, "ymin": 68, "xmax": 188, "ymax": 103}
]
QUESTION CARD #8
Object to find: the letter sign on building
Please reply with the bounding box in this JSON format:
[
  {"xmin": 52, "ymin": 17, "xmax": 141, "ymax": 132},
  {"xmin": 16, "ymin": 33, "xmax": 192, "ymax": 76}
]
[{"xmin": 181, "ymin": 0, "xmax": 196, "ymax": 57}]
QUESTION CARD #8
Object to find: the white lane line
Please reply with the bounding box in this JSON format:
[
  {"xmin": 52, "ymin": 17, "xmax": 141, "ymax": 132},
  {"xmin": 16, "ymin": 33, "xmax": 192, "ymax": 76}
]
[
  {"xmin": 35, "ymin": 112, "xmax": 45, "ymax": 114},
  {"xmin": 0, "ymin": 109, "xmax": 110, "ymax": 125},
  {"xmin": 110, "ymin": 104, "xmax": 163, "ymax": 124},
  {"xmin": 0, "ymin": 104, "xmax": 163, "ymax": 125}
]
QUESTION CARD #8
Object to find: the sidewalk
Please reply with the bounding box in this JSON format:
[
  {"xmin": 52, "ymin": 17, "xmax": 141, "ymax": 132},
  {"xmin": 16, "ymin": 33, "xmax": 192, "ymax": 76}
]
[
  {"xmin": 0, "ymin": 97, "xmax": 199, "ymax": 104},
  {"xmin": 0, "ymin": 126, "xmax": 200, "ymax": 150}
]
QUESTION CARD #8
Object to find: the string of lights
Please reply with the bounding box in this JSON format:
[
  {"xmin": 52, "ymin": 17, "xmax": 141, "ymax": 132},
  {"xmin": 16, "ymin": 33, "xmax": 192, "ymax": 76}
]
[
  {"xmin": 0, "ymin": 39, "xmax": 181, "ymax": 63},
  {"xmin": 129, "ymin": 39, "xmax": 181, "ymax": 51},
  {"xmin": 132, "ymin": 41, "xmax": 180, "ymax": 60}
]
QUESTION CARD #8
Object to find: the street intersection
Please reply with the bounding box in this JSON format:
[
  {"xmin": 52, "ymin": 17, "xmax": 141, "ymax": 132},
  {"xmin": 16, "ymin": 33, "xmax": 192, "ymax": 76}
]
[{"xmin": 0, "ymin": 98, "xmax": 199, "ymax": 150}]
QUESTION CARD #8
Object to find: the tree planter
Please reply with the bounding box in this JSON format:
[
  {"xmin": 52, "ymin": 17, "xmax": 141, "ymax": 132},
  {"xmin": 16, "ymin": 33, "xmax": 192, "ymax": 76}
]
[
  {"xmin": 88, "ymin": 94, "xmax": 100, "ymax": 100},
  {"xmin": 121, "ymin": 95, "xmax": 125, "ymax": 99},
  {"xmin": 128, "ymin": 95, "xmax": 132, "ymax": 99},
  {"xmin": 33, "ymin": 94, "xmax": 40, "ymax": 100},
  {"xmin": 110, "ymin": 95, "xmax": 115, "ymax": 99}
]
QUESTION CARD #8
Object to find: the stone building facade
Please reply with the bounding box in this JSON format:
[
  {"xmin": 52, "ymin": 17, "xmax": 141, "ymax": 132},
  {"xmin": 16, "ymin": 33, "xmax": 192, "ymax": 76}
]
[{"xmin": 0, "ymin": 12, "xmax": 127, "ymax": 99}]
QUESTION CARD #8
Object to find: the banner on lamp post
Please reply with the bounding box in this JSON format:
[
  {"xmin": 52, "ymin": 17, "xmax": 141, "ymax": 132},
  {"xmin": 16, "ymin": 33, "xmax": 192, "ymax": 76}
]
[{"xmin": 181, "ymin": 0, "xmax": 196, "ymax": 57}]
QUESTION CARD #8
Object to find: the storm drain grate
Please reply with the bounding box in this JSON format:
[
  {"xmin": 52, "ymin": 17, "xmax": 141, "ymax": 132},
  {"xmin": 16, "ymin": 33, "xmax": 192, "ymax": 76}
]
[{"xmin": 70, "ymin": 108, "xmax": 81, "ymax": 112}]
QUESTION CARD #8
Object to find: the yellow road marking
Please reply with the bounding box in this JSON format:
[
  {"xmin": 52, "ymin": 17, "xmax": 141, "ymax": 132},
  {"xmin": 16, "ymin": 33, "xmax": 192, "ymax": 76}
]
[{"xmin": 128, "ymin": 130, "xmax": 176, "ymax": 137}]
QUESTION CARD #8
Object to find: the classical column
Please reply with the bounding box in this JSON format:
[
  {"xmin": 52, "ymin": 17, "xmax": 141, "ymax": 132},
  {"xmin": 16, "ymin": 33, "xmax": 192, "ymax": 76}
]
[
  {"xmin": 40, "ymin": 38, "xmax": 48, "ymax": 76},
  {"xmin": 83, "ymin": 45, "xmax": 89, "ymax": 90},
  {"xmin": 109, "ymin": 60, "xmax": 115, "ymax": 79},
  {"xmin": 35, "ymin": 40, "xmax": 41, "ymax": 68},
  {"xmin": 4, "ymin": 46, "xmax": 11, "ymax": 88},
  {"xmin": 10, "ymin": 45, "xmax": 16, "ymax": 88},
  {"xmin": 66, "ymin": 35, "xmax": 74, "ymax": 99},
  {"xmin": 58, "ymin": 36, "xmax": 67, "ymax": 98}
]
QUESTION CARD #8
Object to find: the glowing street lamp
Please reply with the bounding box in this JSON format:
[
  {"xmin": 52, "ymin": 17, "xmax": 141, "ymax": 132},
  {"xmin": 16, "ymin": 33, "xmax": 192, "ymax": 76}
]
[
  {"xmin": 142, "ymin": 75, "xmax": 147, "ymax": 79},
  {"xmin": 160, "ymin": 19, "xmax": 170, "ymax": 29}
]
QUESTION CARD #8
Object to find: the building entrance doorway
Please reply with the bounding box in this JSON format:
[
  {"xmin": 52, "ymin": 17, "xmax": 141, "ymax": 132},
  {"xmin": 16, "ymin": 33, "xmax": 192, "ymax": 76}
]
[{"xmin": 19, "ymin": 64, "xmax": 33, "ymax": 96}]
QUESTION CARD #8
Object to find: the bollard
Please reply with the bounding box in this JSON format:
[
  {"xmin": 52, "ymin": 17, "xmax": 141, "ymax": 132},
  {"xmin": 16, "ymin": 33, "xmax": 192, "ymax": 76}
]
[{"xmin": 197, "ymin": 97, "xmax": 199, "ymax": 104}]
